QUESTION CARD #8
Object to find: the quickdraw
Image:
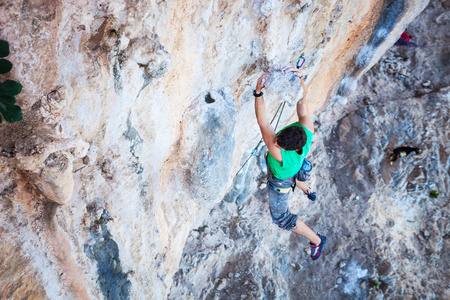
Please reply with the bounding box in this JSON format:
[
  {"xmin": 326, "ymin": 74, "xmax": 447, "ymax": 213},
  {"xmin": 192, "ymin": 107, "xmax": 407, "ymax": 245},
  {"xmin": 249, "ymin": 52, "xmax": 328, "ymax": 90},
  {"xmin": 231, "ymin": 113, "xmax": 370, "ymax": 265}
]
[{"xmin": 296, "ymin": 55, "xmax": 305, "ymax": 69}]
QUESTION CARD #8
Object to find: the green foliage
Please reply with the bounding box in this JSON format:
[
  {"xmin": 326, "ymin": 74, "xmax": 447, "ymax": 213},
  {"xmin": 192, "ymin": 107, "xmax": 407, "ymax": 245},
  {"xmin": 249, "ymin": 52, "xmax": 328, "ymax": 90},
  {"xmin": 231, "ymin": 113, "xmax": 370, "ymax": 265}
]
[
  {"xmin": 0, "ymin": 79, "xmax": 22, "ymax": 95},
  {"xmin": 0, "ymin": 95, "xmax": 16, "ymax": 104},
  {"xmin": 429, "ymin": 190, "xmax": 439, "ymax": 198},
  {"xmin": 0, "ymin": 59, "xmax": 12, "ymax": 74},
  {"xmin": 0, "ymin": 39, "xmax": 22, "ymax": 123},
  {"xmin": 0, "ymin": 40, "xmax": 9, "ymax": 57},
  {"xmin": 0, "ymin": 99, "xmax": 22, "ymax": 123}
]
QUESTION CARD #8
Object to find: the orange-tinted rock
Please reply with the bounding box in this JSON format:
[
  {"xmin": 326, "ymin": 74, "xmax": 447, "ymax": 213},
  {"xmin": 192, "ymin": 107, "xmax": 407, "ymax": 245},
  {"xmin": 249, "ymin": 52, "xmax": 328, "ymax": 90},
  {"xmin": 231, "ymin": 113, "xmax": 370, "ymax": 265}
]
[
  {"xmin": 0, "ymin": 0, "xmax": 429, "ymax": 298},
  {"xmin": 0, "ymin": 227, "xmax": 47, "ymax": 299}
]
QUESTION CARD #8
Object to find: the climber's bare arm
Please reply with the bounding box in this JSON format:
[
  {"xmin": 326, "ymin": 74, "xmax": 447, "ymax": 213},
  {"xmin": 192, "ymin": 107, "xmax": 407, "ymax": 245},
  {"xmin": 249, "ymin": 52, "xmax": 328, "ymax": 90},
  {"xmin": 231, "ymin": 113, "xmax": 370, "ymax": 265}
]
[
  {"xmin": 282, "ymin": 66, "xmax": 315, "ymax": 133},
  {"xmin": 256, "ymin": 97, "xmax": 281, "ymax": 161},
  {"xmin": 255, "ymin": 73, "xmax": 283, "ymax": 162},
  {"xmin": 297, "ymin": 78, "xmax": 314, "ymax": 133}
]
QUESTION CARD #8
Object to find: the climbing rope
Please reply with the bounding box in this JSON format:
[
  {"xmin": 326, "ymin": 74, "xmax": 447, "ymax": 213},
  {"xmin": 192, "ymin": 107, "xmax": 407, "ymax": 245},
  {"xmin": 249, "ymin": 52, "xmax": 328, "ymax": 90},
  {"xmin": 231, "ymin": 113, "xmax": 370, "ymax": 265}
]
[{"xmin": 236, "ymin": 101, "xmax": 286, "ymax": 176}]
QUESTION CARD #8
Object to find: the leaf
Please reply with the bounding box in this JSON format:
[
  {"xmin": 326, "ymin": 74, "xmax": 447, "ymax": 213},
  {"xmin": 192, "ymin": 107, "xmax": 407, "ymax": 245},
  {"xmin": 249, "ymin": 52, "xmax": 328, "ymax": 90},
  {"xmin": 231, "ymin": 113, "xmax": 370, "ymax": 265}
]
[
  {"xmin": 0, "ymin": 95, "xmax": 16, "ymax": 104},
  {"xmin": 430, "ymin": 190, "xmax": 439, "ymax": 198},
  {"xmin": 0, "ymin": 80, "xmax": 22, "ymax": 96},
  {"xmin": 0, "ymin": 97, "xmax": 23, "ymax": 123},
  {"xmin": 0, "ymin": 59, "xmax": 13, "ymax": 74},
  {"xmin": 0, "ymin": 40, "xmax": 9, "ymax": 57}
]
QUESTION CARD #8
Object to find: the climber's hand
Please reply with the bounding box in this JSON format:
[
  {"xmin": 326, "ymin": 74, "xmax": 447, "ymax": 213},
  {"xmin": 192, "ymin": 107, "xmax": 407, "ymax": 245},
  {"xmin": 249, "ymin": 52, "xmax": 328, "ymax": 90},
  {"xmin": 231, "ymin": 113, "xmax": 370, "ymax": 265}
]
[
  {"xmin": 256, "ymin": 72, "xmax": 271, "ymax": 93},
  {"xmin": 281, "ymin": 65, "xmax": 293, "ymax": 72},
  {"xmin": 282, "ymin": 66, "xmax": 303, "ymax": 78}
]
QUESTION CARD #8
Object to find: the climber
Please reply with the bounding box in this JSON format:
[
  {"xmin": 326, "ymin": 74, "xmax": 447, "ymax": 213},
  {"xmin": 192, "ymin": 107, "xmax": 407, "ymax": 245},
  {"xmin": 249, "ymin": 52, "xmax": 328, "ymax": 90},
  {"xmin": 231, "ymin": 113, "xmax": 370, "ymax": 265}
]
[
  {"xmin": 395, "ymin": 30, "xmax": 420, "ymax": 47},
  {"xmin": 254, "ymin": 66, "xmax": 326, "ymax": 260}
]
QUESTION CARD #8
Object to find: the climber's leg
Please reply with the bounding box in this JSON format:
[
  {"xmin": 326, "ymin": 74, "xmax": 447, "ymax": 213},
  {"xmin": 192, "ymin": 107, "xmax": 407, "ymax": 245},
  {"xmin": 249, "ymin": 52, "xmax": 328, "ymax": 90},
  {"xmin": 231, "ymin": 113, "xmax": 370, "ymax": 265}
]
[
  {"xmin": 291, "ymin": 219, "xmax": 321, "ymax": 245},
  {"xmin": 267, "ymin": 174, "xmax": 299, "ymax": 230}
]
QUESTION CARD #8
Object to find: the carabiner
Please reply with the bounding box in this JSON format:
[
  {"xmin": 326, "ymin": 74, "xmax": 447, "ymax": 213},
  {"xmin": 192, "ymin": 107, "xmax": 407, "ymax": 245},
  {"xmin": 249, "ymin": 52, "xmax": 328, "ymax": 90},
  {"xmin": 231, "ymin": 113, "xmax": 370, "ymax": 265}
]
[{"xmin": 296, "ymin": 56, "xmax": 305, "ymax": 69}]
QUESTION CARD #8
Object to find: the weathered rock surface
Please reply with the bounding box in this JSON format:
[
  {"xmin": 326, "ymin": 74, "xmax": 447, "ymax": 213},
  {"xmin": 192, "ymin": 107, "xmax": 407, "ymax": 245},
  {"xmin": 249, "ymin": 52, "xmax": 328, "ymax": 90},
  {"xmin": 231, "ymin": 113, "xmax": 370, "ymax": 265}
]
[
  {"xmin": 0, "ymin": 0, "xmax": 431, "ymax": 298},
  {"xmin": 170, "ymin": 1, "xmax": 449, "ymax": 299}
]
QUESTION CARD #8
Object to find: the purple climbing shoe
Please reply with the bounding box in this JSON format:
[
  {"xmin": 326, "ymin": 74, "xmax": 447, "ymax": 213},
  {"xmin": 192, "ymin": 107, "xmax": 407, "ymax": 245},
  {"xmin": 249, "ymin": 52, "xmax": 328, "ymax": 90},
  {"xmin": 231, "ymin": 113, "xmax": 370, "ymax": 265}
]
[{"xmin": 310, "ymin": 233, "xmax": 327, "ymax": 260}]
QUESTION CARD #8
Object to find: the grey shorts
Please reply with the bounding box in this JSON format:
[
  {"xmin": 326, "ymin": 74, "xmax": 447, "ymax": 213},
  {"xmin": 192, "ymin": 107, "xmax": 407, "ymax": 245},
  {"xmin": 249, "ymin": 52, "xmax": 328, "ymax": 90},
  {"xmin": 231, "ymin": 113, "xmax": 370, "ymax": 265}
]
[
  {"xmin": 266, "ymin": 158, "xmax": 312, "ymax": 231},
  {"xmin": 267, "ymin": 175, "xmax": 298, "ymax": 231}
]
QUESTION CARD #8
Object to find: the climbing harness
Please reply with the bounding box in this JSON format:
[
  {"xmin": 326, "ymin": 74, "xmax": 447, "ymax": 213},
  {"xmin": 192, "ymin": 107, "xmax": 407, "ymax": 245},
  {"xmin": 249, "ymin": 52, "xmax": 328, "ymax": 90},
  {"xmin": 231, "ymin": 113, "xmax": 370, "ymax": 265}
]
[
  {"xmin": 268, "ymin": 185, "xmax": 292, "ymax": 194},
  {"xmin": 236, "ymin": 101, "xmax": 286, "ymax": 176}
]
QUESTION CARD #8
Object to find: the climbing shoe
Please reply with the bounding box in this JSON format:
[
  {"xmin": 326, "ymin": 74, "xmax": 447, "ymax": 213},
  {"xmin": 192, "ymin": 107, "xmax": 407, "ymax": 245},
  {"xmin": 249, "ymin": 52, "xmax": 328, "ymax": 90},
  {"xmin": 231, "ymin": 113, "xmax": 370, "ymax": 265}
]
[{"xmin": 310, "ymin": 233, "xmax": 327, "ymax": 260}]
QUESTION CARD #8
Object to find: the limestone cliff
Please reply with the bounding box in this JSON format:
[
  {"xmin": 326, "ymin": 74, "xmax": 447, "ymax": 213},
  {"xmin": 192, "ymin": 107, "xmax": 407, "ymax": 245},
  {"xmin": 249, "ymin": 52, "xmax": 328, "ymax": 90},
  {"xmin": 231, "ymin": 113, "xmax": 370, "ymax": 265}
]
[
  {"xmin": 171, "ymin": 1, "xmax": 449, "ymax": 298},
  {"xmin": 0, "ymin": 0, "xmax": 430, "ymax": 299}
]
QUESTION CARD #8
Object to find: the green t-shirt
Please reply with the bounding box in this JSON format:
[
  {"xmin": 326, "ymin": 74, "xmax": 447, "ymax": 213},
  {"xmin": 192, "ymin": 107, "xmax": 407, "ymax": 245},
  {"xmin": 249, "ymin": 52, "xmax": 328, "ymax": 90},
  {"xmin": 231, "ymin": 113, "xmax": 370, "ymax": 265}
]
[{"xmin": 267, "ymin": 122, "xmax": 314, "ymax": 179}]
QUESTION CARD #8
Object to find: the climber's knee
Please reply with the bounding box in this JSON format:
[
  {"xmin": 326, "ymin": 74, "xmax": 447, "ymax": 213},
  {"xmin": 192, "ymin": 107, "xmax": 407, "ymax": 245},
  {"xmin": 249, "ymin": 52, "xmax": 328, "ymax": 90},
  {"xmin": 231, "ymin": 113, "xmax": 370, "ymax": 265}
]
[{"xmin": 270, "ymin": 210, "xmax": 298, "ymax": 231}]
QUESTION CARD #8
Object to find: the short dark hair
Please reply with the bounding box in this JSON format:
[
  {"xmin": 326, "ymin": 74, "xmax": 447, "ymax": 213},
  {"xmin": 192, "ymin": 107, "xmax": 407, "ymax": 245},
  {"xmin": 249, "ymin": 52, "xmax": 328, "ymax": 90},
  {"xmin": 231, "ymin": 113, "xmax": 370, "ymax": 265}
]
[{"xmin": 276, "ymin": 126, "xmax": 307, "ymax": 154}]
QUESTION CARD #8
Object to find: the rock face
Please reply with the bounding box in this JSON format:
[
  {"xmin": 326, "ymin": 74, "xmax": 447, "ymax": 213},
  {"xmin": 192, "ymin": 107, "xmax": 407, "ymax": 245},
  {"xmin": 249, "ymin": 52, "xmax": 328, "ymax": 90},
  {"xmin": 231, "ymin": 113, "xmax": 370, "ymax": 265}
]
[
  {"xmin": 0, "ymin": 0, "xmax": 431, "ymax": 299},
  {"xmin": 171, "ymin": 1, "xmax": 449, "ymax": 299}
]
